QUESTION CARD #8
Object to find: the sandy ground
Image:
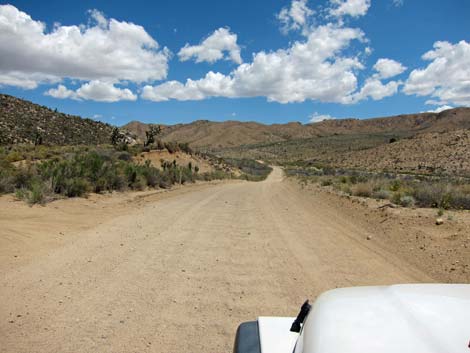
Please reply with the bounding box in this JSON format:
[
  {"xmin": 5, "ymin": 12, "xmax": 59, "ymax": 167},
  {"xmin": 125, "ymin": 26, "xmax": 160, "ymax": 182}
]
[
  {"xmin": 296, "ymin": 181, "xmax": 470, "ymax": 284},
  {"xmin": 0, "ymin": 167, "xmax": 460, "ymax": 353}
]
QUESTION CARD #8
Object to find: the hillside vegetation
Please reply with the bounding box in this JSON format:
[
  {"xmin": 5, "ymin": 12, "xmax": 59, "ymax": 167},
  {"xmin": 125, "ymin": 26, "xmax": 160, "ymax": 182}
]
[{"xmin": 0, "ymin": 94, "xmax": 114, "ymax": 145}]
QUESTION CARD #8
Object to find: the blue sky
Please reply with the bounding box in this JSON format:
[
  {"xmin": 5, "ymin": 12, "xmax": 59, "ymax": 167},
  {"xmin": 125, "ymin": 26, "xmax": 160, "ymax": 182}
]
[{"xmin": 0, "ymin": 0, "xmax": 469, "ymax": 126}]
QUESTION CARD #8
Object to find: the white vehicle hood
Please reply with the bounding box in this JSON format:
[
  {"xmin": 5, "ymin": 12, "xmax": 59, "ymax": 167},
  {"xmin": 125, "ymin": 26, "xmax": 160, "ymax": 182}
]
[
  {"xmin": 258, "ymin": 316, "xmax": 298, "ymax": 353},
  {"xmin": 293, "ymin": 284, "xmax": 470, "ymax": 353}
]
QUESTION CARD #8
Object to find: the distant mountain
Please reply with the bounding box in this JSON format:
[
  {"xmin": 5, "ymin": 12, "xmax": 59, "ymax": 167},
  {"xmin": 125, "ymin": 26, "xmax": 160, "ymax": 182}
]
[
  {"xmin": 124, "ymin": 108, "xmax": 470, "ymax": 149},
  {"xmin": 2, "ymin": 93, "xmax": 469, "ymax": 151},
  {"xmin": 0, "ymin": 94, "xmax": 114, "ymax": 145}
]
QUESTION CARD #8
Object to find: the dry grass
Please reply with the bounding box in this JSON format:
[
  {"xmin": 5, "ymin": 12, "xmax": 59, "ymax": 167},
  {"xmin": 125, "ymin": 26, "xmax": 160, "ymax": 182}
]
[{"xmin": 286, "ymin": 165, "xmax": 470, "ymax": 210}]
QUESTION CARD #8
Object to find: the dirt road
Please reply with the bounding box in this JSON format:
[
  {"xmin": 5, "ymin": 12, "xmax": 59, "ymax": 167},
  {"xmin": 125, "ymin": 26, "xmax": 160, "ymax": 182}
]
[{"xmin": 0, "ymin": 167, "xmax": 432, "ymax": 353}]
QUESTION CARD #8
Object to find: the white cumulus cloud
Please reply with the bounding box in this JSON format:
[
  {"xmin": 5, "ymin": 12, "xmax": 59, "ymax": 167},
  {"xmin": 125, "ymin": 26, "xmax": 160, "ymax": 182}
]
[
  {"xmin": 309, "ymin": 113, "xmax": 336, "ymax": 123},
  {"xmin": 143, "ymin": 24, "xmax": 366, "ymax": 104},
  {"xmin": 373, "ymin": 58, "xmax": 407, "ymax": 79},
  {"xmin": 352, "ymin": 78, "xmax": 400, "ymax": 102},
  {"xmin": 392, "ymin": 0, "xmax": 404, "ymax": 7},
  {"xmin": 178, "ymin": 27, "xmax": 242, "ymax": 64},
  {"xmin": 277, "ymin": 0, "xmax": 314, "ymax": 35},
  {"xmin": 45, "ymin": 84, "xmax": 76, "ymax": 99},
  {"xmin": 425, "ymin": 105, "xmax": 454, "ymax": 113},
  {"xmin": 0, "ymin": 5, "xmax": 169, "ymax": 101},
  {"xmin": 46, "ymin": 81, "xmax": 137, "ymax": 102},
  {"xmin": 329, "ymin": 0, "xmax": 371, "ymax": 18},
  {"xmin": 403, "ymin": 40, "xmax": 470, "ymax": 106},
  {"xmin": 142, "ymin": 71, "xmax": 233, "ymax": 101}
]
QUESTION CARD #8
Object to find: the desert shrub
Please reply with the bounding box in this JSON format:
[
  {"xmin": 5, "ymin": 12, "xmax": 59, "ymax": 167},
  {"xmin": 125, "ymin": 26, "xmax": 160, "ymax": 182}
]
[
  {"xmin": 5, "ymin": 151, "xmax": 23, "ymax": 163},
  {"xmin": 117, "ymin": 151, "xmax": 132, "ymax": 161},
  {"xmin": 450, "ymin": 192, "xmax": 470, "ymax": 210},
  {"xmin": 115, "ymin": 143, "xmax": 129, "ymax": 152},
  {"xmin": 391, "ymin": 191, "xmax": 403, "ymax": 205},
  {"xmin": 179, "ymin": 142, "xmax": 192, "ymax": 154},
  {"xmin": 411, "ymin": 182, "xmax": 454, "ymax": 209},
  {"xmin": 372, "ymin": 189, "xmax": 391, "ymax": 200},
  {"xmin": 348, "ymin": 175, "xmax": 358, "ymax": 184},
  {"xmin": 287, "ymin": 164, "xmax": 470, "ymax": 210},
  {"xmin": 64, "ymin": 177, "xmax": 89, "ymax": 197},
  {"xmin": 141, "ymin": 163, "xmax": 161, "ymax": 187},
  {"xmin": 200, "ymin": 170, "xmax": 230, "ymax": 181},
  {"xmin": 105, "ymin": 169, "xmax": 127, "ymax": 191},
  {"xmin": 165, "ymin": 141, "xmax": 179, "ymax": 154},
  {"xmin": 15, "ymin": 179, "xmax": 48, "ymax": 205},
  {"xmin": 213, "ymin": 158, "xmax": 271, "ymax": 181},
  {"xmin": 0, "ymin": 146, "xmax": 229, "ymax": 203},
  {"xmin": 339, "ymin": 183, "xmax": 352, "ymax": 195},
  {"xmin": 155, "ymin": 140, "xmax": 165, "ymax": 150},
  {"xmin": 14, "ymin": 166, "xmax": 36, "ymax": 189},
  {"xmin": 352, "ymin": 182, "xmax": 373, "ymax": 197},
  {"xmin": 0, "ymin": 173, "xmax": 15, "ymax": 193},
  {"xmin": 399, "ymin": 195, "xmax": 416, "ymax": 207},
  {"xmin": 181, "ymin": 165, "xmax": 196, "ymax": 184},
  {"xmin": 133, "ymin": 175, "xmax": 148, "ymax": 190},
  {"xmin": 389, "ymin": 179, "xmax": 402, "ymax": 192},
  {"xmin": 0, "ymin": 158, "xmax": 15, "ymax": 193}
]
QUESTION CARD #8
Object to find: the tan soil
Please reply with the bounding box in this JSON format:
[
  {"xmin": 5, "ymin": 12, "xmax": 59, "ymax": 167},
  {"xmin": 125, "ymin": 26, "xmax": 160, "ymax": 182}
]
[{"xmin": 0, "ymin": 168, "xmax": 466, "ymax": 353}]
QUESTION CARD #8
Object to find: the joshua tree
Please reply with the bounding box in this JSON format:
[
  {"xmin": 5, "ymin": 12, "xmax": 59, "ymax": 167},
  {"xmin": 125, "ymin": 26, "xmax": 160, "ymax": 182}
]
[
  {"xmin": 111, "ymin": 127, "xmax": 120, "ymax": 145},
  {"xmin": 33, "ymin": 130, "xmax": 43, "ymax": 146},
  {"xmin": 144, "ymin": 124, "xmax": 162, "ymax": 147}
]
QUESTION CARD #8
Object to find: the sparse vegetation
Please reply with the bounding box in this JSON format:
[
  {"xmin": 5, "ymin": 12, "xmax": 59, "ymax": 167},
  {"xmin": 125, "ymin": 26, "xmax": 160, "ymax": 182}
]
[
  {"xmin": 220, "ymin": 158, "xmax": 272, "ymax": 181},
  {"xmin": 0, "ymin": 145, "xmax": 230, "ymax": 205},
  {"xmin": 0, "ymin": 94, "xmax": 116, "ymax": 145},
  {"xmin": 285, "ymin": 164, "xmax": 470, "ymax": 210},
  {"xmin": 0, "ymin": 143, "xmax": 272, "ymax": 205}
]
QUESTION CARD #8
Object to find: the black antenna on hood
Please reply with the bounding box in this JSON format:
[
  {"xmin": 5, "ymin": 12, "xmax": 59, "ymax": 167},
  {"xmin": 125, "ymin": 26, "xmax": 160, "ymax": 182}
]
[{"xmin": 290, "ymin": 300, "xmax": 311, "ymax": 333}]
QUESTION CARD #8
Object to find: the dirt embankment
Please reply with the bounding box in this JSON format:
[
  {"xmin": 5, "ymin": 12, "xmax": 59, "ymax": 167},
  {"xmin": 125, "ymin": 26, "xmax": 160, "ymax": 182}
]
[
  {"xmin": 0, "ymin": 168, "xmax": 468, "ymax": 353},
  {"xmin": 133, "ymin": 150, "xmax": 215, "ymax": 173}
]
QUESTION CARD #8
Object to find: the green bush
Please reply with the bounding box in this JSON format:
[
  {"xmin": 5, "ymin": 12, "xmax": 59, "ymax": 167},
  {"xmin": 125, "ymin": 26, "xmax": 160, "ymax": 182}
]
[
  {"xmin": 389, "ymin": 180, "xmax": 402, "ymax": 192},
  {"xmin": 6, "ymin": 151, "xmax": 23, "ymax": 163},
  {"xmin": 65, "ymin": 178, "xmax": 89, "ymax": 197},
  {"xmin": 0, "ymin": 146, "xmax": 233, "ymax": 204},
  {"xmin": 0, "ymin": 173, "xmax": 15, "ymax": 193},
  {"xmin": 372, "ymin": 189, "xmax": 391, "ymax": 200},
  {"xmin": 399, "ymin": 195, "xmax": 416, "ymax": 207},
  {"xmin": 15, "ymin": 179, "xmax": 48, "ymax": 205}
]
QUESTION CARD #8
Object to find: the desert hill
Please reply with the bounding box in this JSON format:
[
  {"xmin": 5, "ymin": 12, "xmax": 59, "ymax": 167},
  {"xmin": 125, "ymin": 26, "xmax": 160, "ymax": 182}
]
[
  {"xmin": 0, "ymin": 94, "xmax": 114, "ymax": 145},
  {"xmin": 324, "ymin": 129, "xmax": 470, "ymax": 176},
  {"xmin": 124, "ymin": 108, "xmax": 470, "ymax": 149}
]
